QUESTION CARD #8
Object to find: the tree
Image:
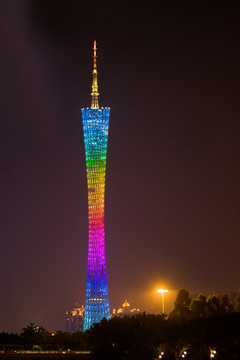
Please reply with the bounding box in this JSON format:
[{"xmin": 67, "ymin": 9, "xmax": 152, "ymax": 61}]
[
  {"xmin": 20, "ymin": 323, "xmax": 51, "ymax": 350},
  {"xmin": 52, "ymin": 331, "xmax": 90, "ymax": 351},
  {"xmin": 206, "ymin": 295, "xmax": 220, "ymax": 316},
  {"xmin": 89, "ymin": 313, "xmax": 167, "ymax": 360},
  {"xmin": 169, "ymin": 289, "xmax": 191, "ymax": 320},
  {"xmin": 189, "ymin": 294, "xmax": 207, "ymax": 319},
  {"xmin": 174, "ymin": 289, "xmax": 191, "ymax": 310},
  {"xmin": 234, "ymin": 291, "xmax": 240, "ymax": 312},
  {"xmin": 220, "ymin": 294, "xmax": 233, "ymax": 313},
  {"xmin": 206, "ymin": 294, "xmax": 233, "ymax": 316}
]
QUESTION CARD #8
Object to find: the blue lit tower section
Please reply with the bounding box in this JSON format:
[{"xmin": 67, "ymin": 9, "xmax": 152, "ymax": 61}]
[{"xmin": 81, "ymin": 41, "xmax": 110, "ymax": 330}]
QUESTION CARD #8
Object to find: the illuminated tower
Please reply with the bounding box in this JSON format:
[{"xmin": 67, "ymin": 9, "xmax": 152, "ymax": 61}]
[{"xmin": 81, "ymin": 41, "xmax": 110, "ymax": 331}]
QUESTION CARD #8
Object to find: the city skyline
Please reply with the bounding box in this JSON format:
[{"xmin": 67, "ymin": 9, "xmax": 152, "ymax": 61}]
[{"xmin": 0, "ymin": 1, "xmax": 240, "ymax": 332}]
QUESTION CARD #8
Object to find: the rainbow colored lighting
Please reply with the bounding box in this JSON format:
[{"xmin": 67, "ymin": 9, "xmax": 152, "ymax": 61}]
[{"xmin": 82, "ymin": 41, "xmax": 110, "ymax": 331}]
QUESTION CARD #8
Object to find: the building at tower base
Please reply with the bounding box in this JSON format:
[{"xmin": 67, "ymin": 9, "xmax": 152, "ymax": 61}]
[{"xmin": 111, "ymin": 300, "xmax": 141, "ymax": 318}]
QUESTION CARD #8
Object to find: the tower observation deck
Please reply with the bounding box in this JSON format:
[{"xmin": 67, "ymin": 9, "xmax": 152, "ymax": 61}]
[{"xmin": 81, "ymin": 41, "xmax": 111, "ymax": 331}]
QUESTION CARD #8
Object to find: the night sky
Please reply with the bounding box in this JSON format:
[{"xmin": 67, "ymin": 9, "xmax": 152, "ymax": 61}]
[{"xmin": 1, "ymin": 0, "xmax": 240, "ymax": 333}]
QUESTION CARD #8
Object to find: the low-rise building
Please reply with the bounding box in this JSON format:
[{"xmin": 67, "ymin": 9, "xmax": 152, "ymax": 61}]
[{"xmin": 112, "ymin": 300, "xmax": 140, "ymax": 318}]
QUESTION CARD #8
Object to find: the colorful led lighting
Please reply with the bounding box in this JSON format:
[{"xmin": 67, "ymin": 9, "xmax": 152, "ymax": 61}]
[{"xmin": 82, "ymin": 41, "xmax": 110, "ymax": 331}]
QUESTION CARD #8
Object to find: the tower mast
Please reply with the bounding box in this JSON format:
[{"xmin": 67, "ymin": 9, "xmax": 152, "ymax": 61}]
[
  {"xmin": 91, "ymin": 40, "xmax": 99, "ymax": 109},
  {"xmin": 81, "ymin": 41, "xmax": 110, "ymax": 331}
]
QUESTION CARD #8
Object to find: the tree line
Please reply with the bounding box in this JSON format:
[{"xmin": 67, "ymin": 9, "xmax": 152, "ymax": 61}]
[
  {"xmin": 90, "ymin": 289, "xmax": 240, "ymax": 360},
  {"xmin": 1, "ymin": 289, "xmax": 240, "ymax": 360}
]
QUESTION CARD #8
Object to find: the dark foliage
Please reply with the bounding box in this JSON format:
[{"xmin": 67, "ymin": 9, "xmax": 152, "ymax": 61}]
[
  {"xmin": 88, "ymin": 290, "xmax": 240, "ymax": 360},
  {"xmin": 1, "ymin": 290, "xmax": 240, "ymax": 359}
]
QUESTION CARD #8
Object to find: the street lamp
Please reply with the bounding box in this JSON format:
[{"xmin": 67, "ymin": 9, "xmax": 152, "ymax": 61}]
[{"xmin": 157, "ymin": 289, "xmax": 168, "ymax": 314}]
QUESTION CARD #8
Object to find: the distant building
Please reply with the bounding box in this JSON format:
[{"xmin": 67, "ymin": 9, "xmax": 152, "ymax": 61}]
[
  {"xmin": 112, "ymin": 300, "xmax": 141, "ymax": 318},
  {"xmin": 65, "ymin": 303, "xmax": 84, "ymax": 333}
]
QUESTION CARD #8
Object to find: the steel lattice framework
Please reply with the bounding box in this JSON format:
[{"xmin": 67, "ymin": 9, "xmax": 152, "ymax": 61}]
[{"xmin": 81, "ymin": 41, "xmax": 110, "ymax": 331}]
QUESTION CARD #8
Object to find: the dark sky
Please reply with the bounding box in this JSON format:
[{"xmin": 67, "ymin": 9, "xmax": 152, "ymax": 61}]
[{"xmin": 1, "ymin": 0, "xmax": 240, "ymax": 333}]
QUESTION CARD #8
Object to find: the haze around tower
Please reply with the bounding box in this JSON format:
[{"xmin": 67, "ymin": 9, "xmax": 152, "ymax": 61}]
[{"xmin": 0, "ymin": 0, "xmax": 239, "ymax": 332}]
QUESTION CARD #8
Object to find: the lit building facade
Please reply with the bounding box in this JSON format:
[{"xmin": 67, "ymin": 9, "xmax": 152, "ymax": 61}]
[
  {"xmin": 66, "ymin": 303, "xmax": 84, "ymax": 333},
  {"xmin": 81, "ymin": 41, "xmax": 111, "ymax": 331},
  {"xmin": 112, "ymin": 300, "xmax": 141, "ymax": 318}
]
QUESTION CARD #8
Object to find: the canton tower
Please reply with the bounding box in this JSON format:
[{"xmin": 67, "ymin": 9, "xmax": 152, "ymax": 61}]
[{"xmin": 81, "ymin": 41, "xmax": 111, "ymax": 331}]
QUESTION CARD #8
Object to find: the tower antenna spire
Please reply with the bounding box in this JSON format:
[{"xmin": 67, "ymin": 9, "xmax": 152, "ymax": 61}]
[{"xmin": 91, "ymin": 40, "xmax": 99, "ymax": 108}]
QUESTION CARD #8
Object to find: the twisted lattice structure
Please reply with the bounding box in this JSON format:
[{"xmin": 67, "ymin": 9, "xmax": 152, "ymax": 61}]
[{"xmin": 82, "ymin": 41, "xmax": 110, "ymax": 330}]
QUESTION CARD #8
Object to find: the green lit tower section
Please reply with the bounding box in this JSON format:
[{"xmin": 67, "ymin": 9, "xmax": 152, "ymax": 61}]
[{"xmin": 81, "ymin": 41, "xmax": 110, "ymax": 331}]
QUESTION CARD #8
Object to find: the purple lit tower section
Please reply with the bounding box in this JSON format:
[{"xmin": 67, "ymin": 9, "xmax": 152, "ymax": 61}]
[{"xmin": 81, "ymin": 41, "xmax": 110, "ymax": 331}]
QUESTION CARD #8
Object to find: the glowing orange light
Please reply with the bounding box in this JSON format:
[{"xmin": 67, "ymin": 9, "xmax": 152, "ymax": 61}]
[{"xmin": 157, "ymin": 289, "xmax": 168, "ymax": 313}]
